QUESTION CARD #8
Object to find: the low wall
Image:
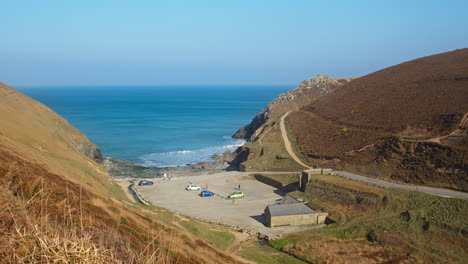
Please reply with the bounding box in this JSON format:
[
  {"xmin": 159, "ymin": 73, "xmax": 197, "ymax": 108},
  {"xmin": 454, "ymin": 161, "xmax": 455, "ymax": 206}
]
[
  {"xmin": 271, "ymin": 212, "xmax": 328, "ymax": 227},
  {"xmin": 129, "ymin": 183, "xmax": 153, "ymax": 205},
  {"xmin": 253, "ymin": 174, "xmax": 299, "ymax": 192},
  {"xmin": 253, "ymin": 174, "xmax": 283, "ymax": 189}
]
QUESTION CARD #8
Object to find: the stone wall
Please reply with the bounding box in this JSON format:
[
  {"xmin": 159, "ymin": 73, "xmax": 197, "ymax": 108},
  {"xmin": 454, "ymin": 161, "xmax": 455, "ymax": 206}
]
[
  {"xmin": 269, "ymin": 212, "xmax": 328, "ymax": 227},
  {"xmin": 300, "ymin": 168, "xmax": 333, "ymax": 191}
]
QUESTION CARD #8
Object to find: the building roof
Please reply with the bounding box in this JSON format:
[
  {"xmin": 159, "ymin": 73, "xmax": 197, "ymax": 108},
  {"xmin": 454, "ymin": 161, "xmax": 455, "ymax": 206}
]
[
  {"xmin": 277, "ymin": 195, "xmax": 300, "ymax": 205},
  {"xmin": 267, "ymin": 203, "xmax": 315, "ymax": 216}
]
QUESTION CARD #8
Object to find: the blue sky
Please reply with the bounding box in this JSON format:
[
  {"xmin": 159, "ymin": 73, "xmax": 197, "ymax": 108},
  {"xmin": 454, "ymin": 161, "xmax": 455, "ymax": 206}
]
[{"xmin": 2, "ymin": 0, "xmax": 468, "ymax": 86}]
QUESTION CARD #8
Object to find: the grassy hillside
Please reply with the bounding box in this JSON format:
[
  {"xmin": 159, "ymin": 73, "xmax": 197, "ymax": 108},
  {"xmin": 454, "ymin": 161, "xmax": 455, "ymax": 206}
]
[
  {"xmin": 287, "ymin": 49, "xmax": 468, "ymax": 191},
  {"xmin": 0, "ymin": 82, "xmax": 244, "ymax": 263},
  {"xmin": 0, "ymin": 82, "xmax": 111, "ymax": 194}
]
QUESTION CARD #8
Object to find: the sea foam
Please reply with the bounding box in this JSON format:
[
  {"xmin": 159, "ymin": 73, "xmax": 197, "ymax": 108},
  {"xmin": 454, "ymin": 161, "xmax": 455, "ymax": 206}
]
[{"xmin": 140, "ymin": 139, "xmax": 245, "ymax": 167}]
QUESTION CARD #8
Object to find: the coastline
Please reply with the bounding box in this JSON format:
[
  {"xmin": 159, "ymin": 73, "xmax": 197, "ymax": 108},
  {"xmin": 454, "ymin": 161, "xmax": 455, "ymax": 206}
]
[{"xmin": 105, "ymin": 147, "xmax": 240, "ymax": 179}]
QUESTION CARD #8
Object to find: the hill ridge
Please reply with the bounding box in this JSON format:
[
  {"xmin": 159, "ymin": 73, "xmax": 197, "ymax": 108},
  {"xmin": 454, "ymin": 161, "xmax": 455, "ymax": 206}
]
[{"xmin": 233, "ymin": 48, "xmax": 468, "ymax": 191}]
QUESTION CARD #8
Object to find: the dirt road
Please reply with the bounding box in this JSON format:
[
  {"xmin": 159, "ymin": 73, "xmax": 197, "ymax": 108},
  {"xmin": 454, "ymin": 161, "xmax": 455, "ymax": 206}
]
[{"xmin": 279, "ymin": 112, "xmax": 311, "ymax": 169}]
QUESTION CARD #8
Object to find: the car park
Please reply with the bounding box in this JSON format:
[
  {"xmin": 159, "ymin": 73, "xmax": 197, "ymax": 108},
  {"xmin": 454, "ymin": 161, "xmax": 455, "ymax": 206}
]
[
  {"xmin": 228, "ymin": 191, "xmax": 244, "ymax": 199},
  {"xmin": 186, "ymin": 184, "xmax": 201, "ymax": 191},
  {"xmin": 138, "ymin": 180, "xmax": 154, "ymax": 186},
  {"xmin": 200, "ymin": 190, "xmax": 214, "ymax": 197}
]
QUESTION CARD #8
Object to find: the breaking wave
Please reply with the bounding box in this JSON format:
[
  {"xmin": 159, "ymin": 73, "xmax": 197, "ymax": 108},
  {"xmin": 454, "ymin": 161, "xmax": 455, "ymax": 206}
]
[{"xmin": 139, "ymin": 139, "xmax": 245, "ymax": 167}]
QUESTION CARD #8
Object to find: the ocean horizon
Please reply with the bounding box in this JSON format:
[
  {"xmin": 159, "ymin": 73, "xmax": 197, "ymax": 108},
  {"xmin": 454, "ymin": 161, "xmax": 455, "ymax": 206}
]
[{"xmin": 17, "ymin": 85, "xmax": 293, "ymax": 167}]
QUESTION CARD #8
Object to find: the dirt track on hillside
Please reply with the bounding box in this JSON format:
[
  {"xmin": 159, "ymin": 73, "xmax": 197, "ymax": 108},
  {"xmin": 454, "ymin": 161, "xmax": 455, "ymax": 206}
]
[{"xmin": 280, "ymin": 111, "xmax": 311, "ymax": 169}]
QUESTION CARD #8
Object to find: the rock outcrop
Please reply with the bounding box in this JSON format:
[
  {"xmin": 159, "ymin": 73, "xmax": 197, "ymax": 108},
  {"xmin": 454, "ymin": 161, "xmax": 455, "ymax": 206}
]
[
  {"xmin": 76, "ymin": 143, "xmax": 103, "ymax": 162},
  {"xmin": 233, "ymin": 74, "xmax": 352, "ymax": 140}
]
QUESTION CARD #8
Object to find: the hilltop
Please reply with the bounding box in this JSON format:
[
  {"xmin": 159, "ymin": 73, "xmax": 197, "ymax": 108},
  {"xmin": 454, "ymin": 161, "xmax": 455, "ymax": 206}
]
[{"xmin": 233, "ymin": 49, "xmax": 468, "ymax": 191}]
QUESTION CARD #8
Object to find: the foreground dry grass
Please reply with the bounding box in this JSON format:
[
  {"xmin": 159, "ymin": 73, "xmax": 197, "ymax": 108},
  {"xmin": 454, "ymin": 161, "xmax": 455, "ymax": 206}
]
[
  {"xmin": 0, "ymin": 146, "xmax": 245, "ymax": 264},
  {"xmin": 0, "ymin": 82, "xmax": 248, "ymax": 263}
]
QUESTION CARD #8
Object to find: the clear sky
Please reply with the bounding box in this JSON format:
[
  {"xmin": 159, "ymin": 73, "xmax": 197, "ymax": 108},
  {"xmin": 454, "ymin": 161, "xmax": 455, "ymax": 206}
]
[{"xmin": 2, "ymin": 0, "xmax": 468, "ymax": 86}]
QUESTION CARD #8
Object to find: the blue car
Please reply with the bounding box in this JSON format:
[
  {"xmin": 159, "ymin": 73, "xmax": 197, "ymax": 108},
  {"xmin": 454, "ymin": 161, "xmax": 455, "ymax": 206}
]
[{"xmin": 200, "ymin": 190, "xmax": 214, "ymax": 197}]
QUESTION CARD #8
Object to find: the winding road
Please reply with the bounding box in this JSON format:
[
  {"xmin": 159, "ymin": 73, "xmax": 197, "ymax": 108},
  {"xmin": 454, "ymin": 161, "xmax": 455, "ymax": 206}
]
[{"xmin": 278, "ymin": 112, "xmax": 468, "ymax": 200}]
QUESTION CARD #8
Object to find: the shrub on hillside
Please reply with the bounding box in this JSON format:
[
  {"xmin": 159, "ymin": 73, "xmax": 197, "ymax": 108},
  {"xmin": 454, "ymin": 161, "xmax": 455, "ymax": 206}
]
[{"xmin": 268, "ymin": 239, "xmax": 292, "ymax": 249}]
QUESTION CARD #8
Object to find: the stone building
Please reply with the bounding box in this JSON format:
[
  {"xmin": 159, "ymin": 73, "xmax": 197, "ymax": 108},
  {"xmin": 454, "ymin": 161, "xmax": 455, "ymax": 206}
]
[{"xmin": 264, "ymin": 196, "xmax": 328, "ymax": 227}]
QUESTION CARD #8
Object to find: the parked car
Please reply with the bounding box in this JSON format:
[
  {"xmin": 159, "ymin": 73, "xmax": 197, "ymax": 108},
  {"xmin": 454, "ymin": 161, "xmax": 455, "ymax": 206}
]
[
  {"xmin": 200, "ymin": 190, "xmax": 214, "ymax": 197},
  {"xmin": 228, "ymin": 191, "xmax": 244, "ymax": 199},
  {"xmin": 138, "ymin": 180, "xmax": 153, "ymax": 186},
  {"xmin": 186, "ymin": 184, "xmax": 201, "ymax": 191}
]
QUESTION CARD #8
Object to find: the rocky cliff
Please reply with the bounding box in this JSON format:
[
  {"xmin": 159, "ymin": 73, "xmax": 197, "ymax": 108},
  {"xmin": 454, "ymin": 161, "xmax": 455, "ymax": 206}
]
[{"xmin": 233, "ymin": 74, "xmax": 353, "ymax": 141}]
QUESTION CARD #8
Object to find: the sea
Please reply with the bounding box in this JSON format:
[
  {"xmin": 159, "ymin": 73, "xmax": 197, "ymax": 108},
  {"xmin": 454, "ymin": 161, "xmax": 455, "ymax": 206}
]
[{"xmin": 17, "ymin": 85, "xmax": 292, "ymax": 167}]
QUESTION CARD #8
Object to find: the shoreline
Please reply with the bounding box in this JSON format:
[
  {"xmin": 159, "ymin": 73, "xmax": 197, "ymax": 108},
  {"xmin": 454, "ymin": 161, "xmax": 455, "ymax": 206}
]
[{"xmin": 104, "ymin": 147, "xmax": 240, "ymax": 179}]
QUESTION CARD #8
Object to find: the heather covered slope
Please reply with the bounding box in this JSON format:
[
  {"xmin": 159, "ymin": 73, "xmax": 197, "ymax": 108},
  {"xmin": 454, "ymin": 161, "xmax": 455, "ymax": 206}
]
[
  {"xmin": 0, "ymin": 83, "xmax": 244, "ymax": 263},
  {"xmin": 309, "ymin": 48, "xmax": 468, "ymax": 137},
  {"xmin": 290, "ymin": 49, "xmax": 468, "ymax": 190}
]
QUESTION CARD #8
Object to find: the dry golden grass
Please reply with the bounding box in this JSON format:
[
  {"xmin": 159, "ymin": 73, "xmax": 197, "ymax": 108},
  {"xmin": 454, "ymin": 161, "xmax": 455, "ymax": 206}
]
[
  {"xmin": 0, "ymin": 82, "xmax": 111, "ymax": 196},
  {"xmin": 0, "ymin": 146, "xmax": 245, "ymax": 264}
]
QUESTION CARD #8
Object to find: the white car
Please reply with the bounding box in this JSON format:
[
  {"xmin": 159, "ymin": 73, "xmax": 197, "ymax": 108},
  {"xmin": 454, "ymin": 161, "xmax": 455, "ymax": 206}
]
[{"xmin": 185, "ymin": 184, "xmax": 201, "ymax": 191}]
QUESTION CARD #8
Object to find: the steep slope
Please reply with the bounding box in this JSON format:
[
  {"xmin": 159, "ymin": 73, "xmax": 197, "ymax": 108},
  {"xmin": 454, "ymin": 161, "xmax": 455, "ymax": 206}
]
[
  {"xmin": 0, "ymin": 83, "xmax": 244, "ymax": 263},
  {"xmin": 309, "ymin": 48, "xmax": 468, "ymax": 137},
  {"xmin": 233, "ymin": 74, "xmax": 354, "ymax": 141},
  {"xmin": 230, "ymin": 74, "xmax": 354, "ymax": 171},
  {"xmin": 0, "ymin": 82, "xmax": 107, "ymax": 192},
  {"xmin": 289, "ymin": 49, "xmax": 468, "ymax": 191}
]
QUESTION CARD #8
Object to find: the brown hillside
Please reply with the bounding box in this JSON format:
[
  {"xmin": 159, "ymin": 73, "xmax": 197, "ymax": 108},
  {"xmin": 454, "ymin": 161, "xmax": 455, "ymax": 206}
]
[
  {"xmin": 289, "ymin": 49, "xmax": 468, "ymax": 191},
  {"xmin": 0, "ymin": 82, "xmax": 244, "ymax": 263},
  {"xmin": 308, "ymin": 48, "xmax": 468, "ymax": 136}
]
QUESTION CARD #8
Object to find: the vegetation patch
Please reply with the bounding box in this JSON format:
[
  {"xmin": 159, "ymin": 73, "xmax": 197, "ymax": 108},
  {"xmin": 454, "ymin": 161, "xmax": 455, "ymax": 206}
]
[
  {"xmin": 268, "ymin": 239, "xmax": 292, "ymax": 249},
  {"xmin": 284, "ymin": 175, "xmax": 468, "ymax": 263},
  {"xmin": 241, "ymin": 123, "xmax": 306, "ymax": 171},
  {"xmin": 239, "ymin": 240, "xmax": 309, "ymax": 264},
  {"xmin": 179, "ymin": 220, "xmax": 236, "ymax": 251}
]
